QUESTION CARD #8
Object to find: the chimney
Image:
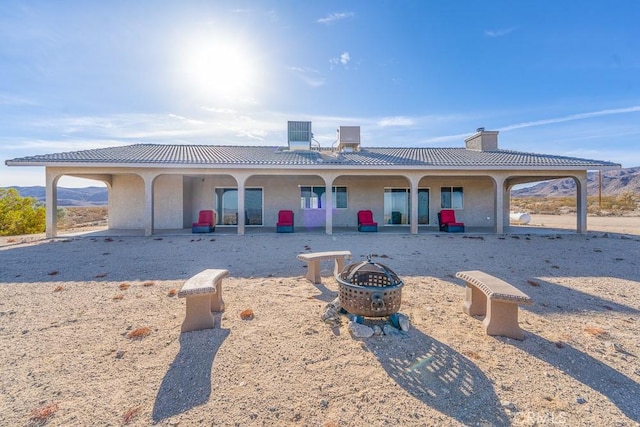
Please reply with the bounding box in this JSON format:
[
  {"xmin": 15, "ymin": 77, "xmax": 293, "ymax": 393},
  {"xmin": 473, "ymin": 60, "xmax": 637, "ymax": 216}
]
[{"xmin": 465, "ymin": 128, "xmax": 499, "ymax": 151}]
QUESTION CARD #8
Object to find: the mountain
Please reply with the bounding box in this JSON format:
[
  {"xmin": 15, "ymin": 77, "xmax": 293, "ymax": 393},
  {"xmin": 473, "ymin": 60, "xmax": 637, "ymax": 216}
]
[
  {"xmin": 6, "ymin": 186, "xmax": 108, "ymax": 206},
  {"xmin": 512, "ymin": 167, "xmax": 640, "ymax": 198}
]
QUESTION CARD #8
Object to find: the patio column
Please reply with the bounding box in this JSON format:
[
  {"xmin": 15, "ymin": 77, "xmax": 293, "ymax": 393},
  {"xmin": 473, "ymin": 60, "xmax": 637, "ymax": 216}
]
[
  {"xmin": 576, "ymin": 174, "xmax": 588, "ymax": 233},
  {"xmin": 45, "ymin": 169, "xmax": 60, "ymax": 238},
  {"xmin": 409, "ymin": 176, "xmax": 419, "ymax": 234},
  {"xmin": 233, "ymin": 173, "xmax": 250, "ymax": 236},
  {"xmin": 237, "ymin": 182, "xmax": 245, "ymax": 236},
  {"xmin": 142, "ymin": 174, "xmax": 155, "ymax": 236},
  {"xmin": 323, "ymin": 175, "xmax": 335, "ymax": 235},
  {"xmin": 494, "ymin": 175, "xmax": 506, "ymax": 234}
]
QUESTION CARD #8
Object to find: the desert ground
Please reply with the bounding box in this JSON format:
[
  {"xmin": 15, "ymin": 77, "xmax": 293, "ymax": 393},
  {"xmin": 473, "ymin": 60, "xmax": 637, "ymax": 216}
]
[{"xmin": 0, "ymin": 215, "xmax": 639, "ymax": 426}]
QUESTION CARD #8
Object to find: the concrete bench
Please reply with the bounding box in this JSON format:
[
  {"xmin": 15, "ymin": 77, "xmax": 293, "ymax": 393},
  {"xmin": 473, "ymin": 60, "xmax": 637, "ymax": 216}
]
[
  {"xmin": 297, "ymin": 251, "xmax": 352, "ymax": 284},
  {"xmin": 178, "ymin": 269, "xmax": 228, "ymax": 333},
  {"xmin": 456, "ymin": 270, "xmax": 533, "ymax": 340}
]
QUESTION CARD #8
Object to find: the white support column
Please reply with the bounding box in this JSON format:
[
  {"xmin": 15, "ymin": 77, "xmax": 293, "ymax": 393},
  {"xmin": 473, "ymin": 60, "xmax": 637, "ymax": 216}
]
[
  {"xmin": 45, "ymin": 169, "xmax": 60, "ymax": 238},
  {"xmin": 576, "ymin": 174, "xmax": 588, "ymax": 233},
  {"xmin": 235, "ymin": 174, "xmax": 248, "ymax": 235},
  {"xmin": 493, "ymin": 175, "xmax": 506, "ymax": 234},
  {"xmin": 323, "ymin": 175, "xmax": 335, "ymax": 235},
  {"xmin": 409, "ymin": 176, "xmax": 419, "ymax": 234},
  {"xmin": 143, "ymin": 174, "xmax": 155, "ymax": 236}
]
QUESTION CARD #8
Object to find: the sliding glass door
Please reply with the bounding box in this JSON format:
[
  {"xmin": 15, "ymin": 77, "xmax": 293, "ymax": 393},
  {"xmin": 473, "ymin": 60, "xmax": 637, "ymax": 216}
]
[
  {"xmin": 215, "ymin": 188, "xmax": 263, "ymax": 226},
  {"xmin": 383, "ymin": 188, "xmax": 430, "ymax": 225},
  {"xmin": 384, "ymin": 188, "xmax": 409, "ymax": 225}
]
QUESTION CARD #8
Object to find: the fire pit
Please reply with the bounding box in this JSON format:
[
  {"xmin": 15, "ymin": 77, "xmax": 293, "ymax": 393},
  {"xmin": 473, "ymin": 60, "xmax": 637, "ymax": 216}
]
[{"xmin": 336, "ymin": 256, "xmax": 404, "ymax": 317}]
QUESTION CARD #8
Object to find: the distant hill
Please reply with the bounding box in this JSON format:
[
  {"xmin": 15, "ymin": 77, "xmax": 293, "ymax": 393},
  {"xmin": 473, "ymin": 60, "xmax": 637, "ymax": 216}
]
[
  {"xmin": 6, "ymin": 186, "xmax": 108, "ymax": 206},
  {"xmin": 512, "ymin": 166, "xmax": 640, "ymax": 198}
]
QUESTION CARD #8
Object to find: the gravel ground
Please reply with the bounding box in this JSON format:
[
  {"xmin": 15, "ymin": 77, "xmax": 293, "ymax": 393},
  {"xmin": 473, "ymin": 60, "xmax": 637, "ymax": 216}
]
[{"xmin": 0, "ymin": 223, "xmax": 639, "ymax": 426}]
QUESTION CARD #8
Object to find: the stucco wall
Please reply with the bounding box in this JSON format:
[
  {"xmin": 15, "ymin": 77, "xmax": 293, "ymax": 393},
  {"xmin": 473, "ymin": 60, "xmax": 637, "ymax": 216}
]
[
  {"xmin": 242, "ymin": 175, "xmax": 493, "ymax": 229},
  {"xmin": 109, "ymin": 174, "xmax": 145, "ymax": 229},
  {"xmin": 107, "ymin": 171, "xmax": 497, "ymax": 231},
  {"xmin": 420, "ymin": 176, "xmax": 495, "ymax": 229},
  {"xmin": 187, "ymin": 175, "xmax": 235, "ymax": 225},
  {"xmin": 183, "ymin": 177, "xmax": 194, "ymax": 228},
  {"xmin": 248, "ymin": 175, "xmax": 323, "ymax": 228},
  {"xmin": 153, "ymin": 175, "xmax": 184, "ymax": 229}
]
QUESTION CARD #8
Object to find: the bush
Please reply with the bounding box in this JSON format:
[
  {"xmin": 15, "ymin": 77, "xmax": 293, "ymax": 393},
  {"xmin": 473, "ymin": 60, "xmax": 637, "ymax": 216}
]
[
  {"xmin": 512, "ymin": 193, "xmax": 639, "ymax": 216},
  {"xmin": 0, "ymin": 188, "xmax": 46, "ymax": 236}
]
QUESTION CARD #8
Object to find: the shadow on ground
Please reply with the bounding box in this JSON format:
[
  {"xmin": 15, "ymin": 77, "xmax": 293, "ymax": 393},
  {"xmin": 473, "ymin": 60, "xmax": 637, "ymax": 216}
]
[
  {"xmin": 364, "ymin": 328, "xmax": 510, "ymax": 426},
  {"xmin": 521, "ymin": 334, "xmax": 640, "ymax": 422},
  {"xmin": 519, "ymin": 278, "xmax": 640, "ymax": 316},
  {"xmin": 152, "ymin": 318, "xmax": 229, "ymax": 422}
]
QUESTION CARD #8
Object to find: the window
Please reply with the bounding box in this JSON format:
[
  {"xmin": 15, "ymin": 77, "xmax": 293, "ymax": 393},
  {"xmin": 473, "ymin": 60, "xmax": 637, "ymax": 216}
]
[
  {"xmin": 245, "ymin": 188, "xmax": 263, "ymax": 225},
  {"xmin": 441, "ymin": 186, "xmax": 463, "ymax": 209},
  {"xmin": 333, "ymin": 186, "xmax": 348, "ymax": 209},
  {"xmin": 418, "ymin": 188, "xmax": 430, "ymax": 224},
  {"xmin": 300, "ymin": 186, "xmax": 324, "ymax": 209},
  {"xmin": 300, "ymin": 186, "xmax": 347, "ymax": 209},
  {"xmin": 215, "ymin": 187, "xmax": 263, "ymax": 225},
  {"xmin": 217, "ymin": 188, "xmax": 238, "ymax": 225}
]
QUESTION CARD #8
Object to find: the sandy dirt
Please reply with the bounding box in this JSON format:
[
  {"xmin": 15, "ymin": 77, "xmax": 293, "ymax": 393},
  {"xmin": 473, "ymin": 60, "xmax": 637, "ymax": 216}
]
[
  {"xmin": 0, "ymin": 220, "xmax": 639, "ymax": 426},
  {"xmin": 525, "ymin": 214, "xmax": 640, "ymax": 236}
]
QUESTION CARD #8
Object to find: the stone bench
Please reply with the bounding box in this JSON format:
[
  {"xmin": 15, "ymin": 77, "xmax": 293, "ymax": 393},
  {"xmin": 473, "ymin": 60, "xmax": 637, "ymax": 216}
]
[
  {"xmin": 178, "ymin": 269, "xmax": 228, "ymax": 333},
  {"xmin": 297, "ymin": 251, "xmax": 352, "ymax": 284},
  {"xmin": 456, "ymin": 270, "xmax": 533, "ymax": 340}
]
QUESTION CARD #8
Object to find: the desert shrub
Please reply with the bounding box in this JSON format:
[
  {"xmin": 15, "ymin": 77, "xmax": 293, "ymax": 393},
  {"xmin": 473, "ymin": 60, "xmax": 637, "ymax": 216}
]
[
  {"xmin": 29, "ymin": 402, "xmax": 58, "ymax": 423},
  {"xmin": 512, "ymin": 194, "xmax": 639, "ymax": 216},
  {"xmin": 127, "ymin": 327, "xmax": 152, "ymax": 339},
  {"xmin": 122, "ymin": 406, "xmax": 141, "ymax": 424},
  {"xmin": 57, "ymin": 206, "xmax": 108, "ymax": 229},
  {"xmin": 0, "ymin": 188, "xmax": 46, "ymax": 236},
  {"xmin": 593, "ymin": 192, "xmax": 638, "ymax": 212}
]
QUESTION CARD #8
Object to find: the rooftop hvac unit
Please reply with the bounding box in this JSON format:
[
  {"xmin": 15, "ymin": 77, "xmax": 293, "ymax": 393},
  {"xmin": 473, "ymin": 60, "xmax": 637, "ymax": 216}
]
[
  {"xmin": 288, "ymin": 121, "xmax": 312, "ymax": 151},
  {"xmin": 337, "ymin": 126, "xmax": 361, "ymax": 152}
]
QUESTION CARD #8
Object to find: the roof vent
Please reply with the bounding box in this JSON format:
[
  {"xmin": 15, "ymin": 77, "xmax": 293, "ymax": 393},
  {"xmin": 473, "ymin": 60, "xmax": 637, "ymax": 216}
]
[
  {"xmin": 336, "ymin": 126, "xmax": 361, "ymax": 152},
  {"xmin": 288, "ymin": 121, "xmax": 312, "ymax": 151}
]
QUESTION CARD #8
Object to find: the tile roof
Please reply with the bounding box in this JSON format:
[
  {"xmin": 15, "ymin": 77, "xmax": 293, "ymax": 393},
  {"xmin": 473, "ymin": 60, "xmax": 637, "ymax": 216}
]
[{"xmin": 6, "ymin": 143, "xmax": 620, "ymax": 169}]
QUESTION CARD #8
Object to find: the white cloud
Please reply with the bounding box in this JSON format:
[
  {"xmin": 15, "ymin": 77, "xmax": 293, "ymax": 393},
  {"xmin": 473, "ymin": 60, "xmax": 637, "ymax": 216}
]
[
  {"xmin": 288, "ymin": 66, "xmax": 325, "ymax": 87},
  {"xmin": 1, "ymin": 138, "xmax": 123, "ymax": 152},
  {"xmin": 235, "ymin": 128, "xmax": 267, "ymax": 141},
  {"xmin": 484, "ymin": 28, "xmax": 515, "ymax": 38},
  {"xmin": 201, "ymin": 107, "xmax": 237, "ymax": 114},
  {"xmin": 0, "ymin": 94, "xmax": 38, "ymax": 106},
  {"xmin": 377, "ymin": 116, "xmax": 414, "ymax": 127},
  {"xmin": 317, "ymin": 12, "xmax": 354, "ymax": 25},
  {"xmin": 168, "ymin": 114, "xmax": 205, "ymax": 125},
  {"xmin": 330, "ymin": 52, "xmax": 351, "ymax": 69},
  {"xmin": 499, "ymin": 106, "xmax": 640, "ymax": 132}
]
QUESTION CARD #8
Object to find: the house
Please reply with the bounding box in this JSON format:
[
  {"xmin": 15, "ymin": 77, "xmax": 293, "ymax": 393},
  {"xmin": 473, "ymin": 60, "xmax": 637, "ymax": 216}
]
[{"xmin": 5, "ymin": 123, "xmax": 620, "ymax": 237}]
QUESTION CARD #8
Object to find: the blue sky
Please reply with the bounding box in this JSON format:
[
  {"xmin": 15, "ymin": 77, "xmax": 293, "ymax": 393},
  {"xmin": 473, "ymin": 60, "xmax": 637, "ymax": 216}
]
[{"xmin": 2, "ymin": 1, "xmax": 639, "ymax": 187}]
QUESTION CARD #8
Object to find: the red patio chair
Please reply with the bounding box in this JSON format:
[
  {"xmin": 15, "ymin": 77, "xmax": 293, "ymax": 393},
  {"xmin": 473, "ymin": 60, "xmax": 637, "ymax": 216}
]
[
  {"xmin": 357, "ymin": 210, "xmax": 378, "ymax": 232},
  {"xmin": 192, "ymin": 210, "xmax": 216, "ymax": 233},
  {"xmin": 276, "ymin": 210, "xmax": 294, "ymax": 233},
  {"xmin": 438, "ymin": 209, "xmax": 465, "ymax": 232}
]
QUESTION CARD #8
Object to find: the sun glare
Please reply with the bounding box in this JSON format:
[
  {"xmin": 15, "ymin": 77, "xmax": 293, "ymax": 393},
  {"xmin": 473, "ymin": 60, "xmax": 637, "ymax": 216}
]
[{"xmin": 179, "ymin": 34, "xmax": 260, "ymax": 103}]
